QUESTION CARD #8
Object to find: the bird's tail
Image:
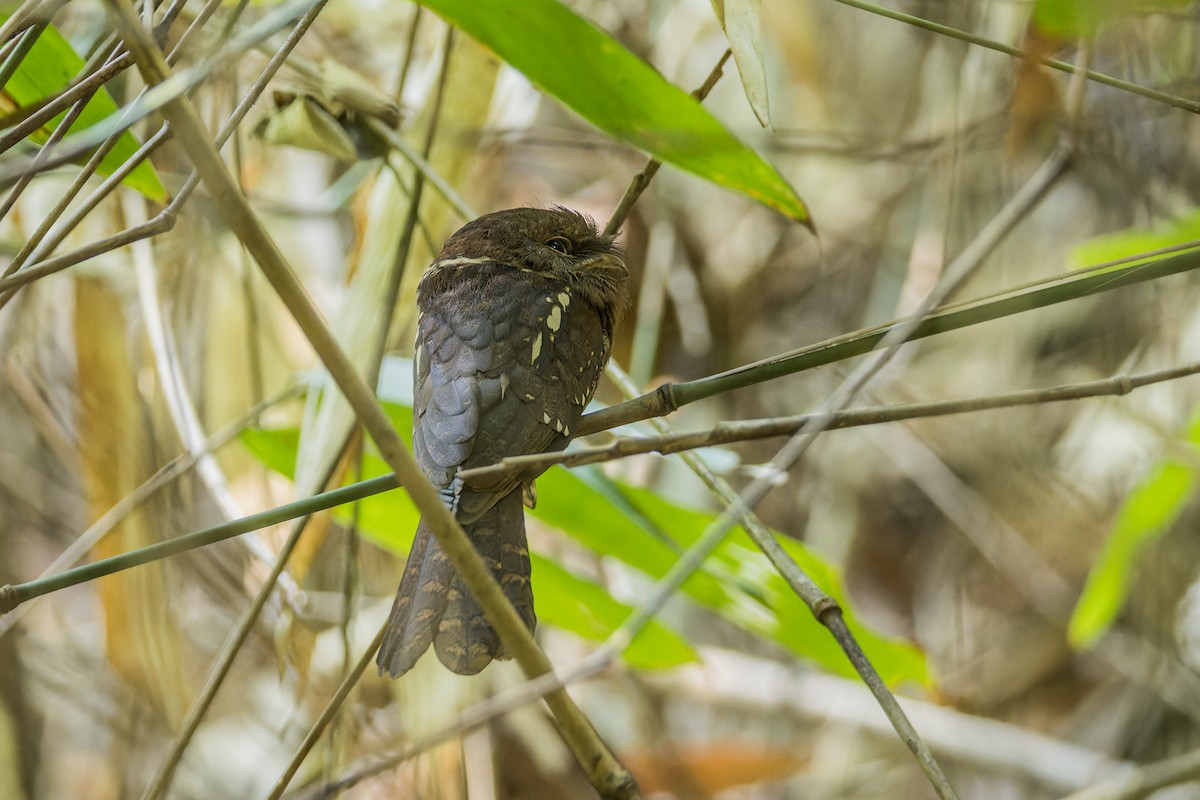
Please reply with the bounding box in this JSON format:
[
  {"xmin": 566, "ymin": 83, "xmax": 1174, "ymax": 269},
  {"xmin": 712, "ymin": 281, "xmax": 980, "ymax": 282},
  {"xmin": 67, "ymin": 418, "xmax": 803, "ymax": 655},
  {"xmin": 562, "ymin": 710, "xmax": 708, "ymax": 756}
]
[{"xmin": 376, "ymin": 490, "xmax": 535, "ymax": 677}]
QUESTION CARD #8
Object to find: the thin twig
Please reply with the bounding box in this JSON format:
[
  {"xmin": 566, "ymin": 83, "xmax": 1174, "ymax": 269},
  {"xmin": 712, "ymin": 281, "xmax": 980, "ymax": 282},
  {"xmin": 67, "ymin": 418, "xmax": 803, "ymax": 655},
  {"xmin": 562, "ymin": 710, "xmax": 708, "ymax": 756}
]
[
  {"xmin": 0, "ymin": 51, "xmax": 133, "ymax": 155},
  {"xmin": 0, "ymin": 0, "xmax": 326, "ymax": 305},
  {"xmin": 0, "ymin": 0, "xmax": 59, "ymax": 47},
  {"xmin": 139, "ymin": 457, "xmax": 347, "ymax": 800},
  {"xmin": 831, "ymin": 0, "xmax": 1200, "ymax": 115},
  {"xmin": 584, "ymin": 45, "xmax": 1079, "ymax": 800},
  {"xmin": 465, "ymin": 360, "xmax": 1200, "ymax": 483},
  {"xmin": 368, "ymin": 118, "xmax": 476, "ymax": 222},
  {"xmin": 0, "ymin": 126, "xmax": 172, "ymax": 313},
  {"xmin": 0, "ymin": 76, "xmax": 96, "ymax": 221},
  {"xmin": 0, "ymin": 0, "xmax": 326, "ymax": 188},
  {"xmin": 602, "ymin": 49, "xmax": 731, "ymax": 237},
  {"xmin": 268, "ymin": 623, "xmax": 389, "ymax": 800}
]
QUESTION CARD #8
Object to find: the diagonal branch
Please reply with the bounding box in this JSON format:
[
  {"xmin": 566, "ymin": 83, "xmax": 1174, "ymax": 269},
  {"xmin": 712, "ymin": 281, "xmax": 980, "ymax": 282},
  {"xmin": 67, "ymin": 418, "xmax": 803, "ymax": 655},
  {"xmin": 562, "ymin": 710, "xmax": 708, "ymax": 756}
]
[{"xmin": 831, "ymin": 0, "xmax": 1200, "ymax": 115}]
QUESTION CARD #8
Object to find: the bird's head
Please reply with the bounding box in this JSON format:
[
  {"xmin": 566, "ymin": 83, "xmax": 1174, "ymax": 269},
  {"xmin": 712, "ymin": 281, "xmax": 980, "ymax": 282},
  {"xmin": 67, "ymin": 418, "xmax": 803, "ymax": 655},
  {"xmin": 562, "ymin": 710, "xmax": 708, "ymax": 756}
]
[{"xmin": 434, "ymin": 207, "xmax": 629, "ymax": 316}]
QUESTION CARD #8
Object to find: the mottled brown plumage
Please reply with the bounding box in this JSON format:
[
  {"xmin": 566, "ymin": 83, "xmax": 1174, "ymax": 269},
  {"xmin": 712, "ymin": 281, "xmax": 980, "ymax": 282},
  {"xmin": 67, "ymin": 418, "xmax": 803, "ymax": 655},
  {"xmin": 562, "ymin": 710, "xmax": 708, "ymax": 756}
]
[{"xmin": 377, "ymin": 207, "xmax": 628, "ymax": 677}]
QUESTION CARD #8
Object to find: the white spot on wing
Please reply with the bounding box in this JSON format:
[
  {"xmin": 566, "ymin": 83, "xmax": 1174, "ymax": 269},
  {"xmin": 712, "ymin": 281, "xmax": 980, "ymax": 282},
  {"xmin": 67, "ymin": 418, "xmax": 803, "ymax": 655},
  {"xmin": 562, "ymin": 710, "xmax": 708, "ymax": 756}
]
[
  {"xmin": 543, "ymin": 412, "xmax": 551, "ymax": 424},
  {"xmin": 558, "ymin": 292, "xmax": 570, "ymax": 307},
  {"xmin": 546, "ymin": 304, "xmax": 562, "ymax": 331},
  {"xmin": 531, "ymin": 332, "xmax": 543, "ymax": 363}
]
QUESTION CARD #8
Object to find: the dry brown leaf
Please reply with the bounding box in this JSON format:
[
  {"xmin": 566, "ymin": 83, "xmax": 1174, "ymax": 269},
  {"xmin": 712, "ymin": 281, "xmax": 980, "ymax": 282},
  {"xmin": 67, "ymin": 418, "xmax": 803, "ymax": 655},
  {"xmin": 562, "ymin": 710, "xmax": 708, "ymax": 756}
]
[
  {"xmin": 622, "ymin": 740, "xmax": 807, "ymax": 795},
  {"xmin": 75, "ymin": 277, "xmax": 190, "ymax": 730}
]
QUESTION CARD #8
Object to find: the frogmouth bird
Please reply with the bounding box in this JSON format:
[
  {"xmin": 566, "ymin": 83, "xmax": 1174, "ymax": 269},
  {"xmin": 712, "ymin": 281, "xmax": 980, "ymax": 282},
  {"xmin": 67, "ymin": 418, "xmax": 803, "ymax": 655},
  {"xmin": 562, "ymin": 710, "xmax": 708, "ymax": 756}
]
[{"xmin": 377, "ymin": 207, "xmax": 629, "ymax": 677}]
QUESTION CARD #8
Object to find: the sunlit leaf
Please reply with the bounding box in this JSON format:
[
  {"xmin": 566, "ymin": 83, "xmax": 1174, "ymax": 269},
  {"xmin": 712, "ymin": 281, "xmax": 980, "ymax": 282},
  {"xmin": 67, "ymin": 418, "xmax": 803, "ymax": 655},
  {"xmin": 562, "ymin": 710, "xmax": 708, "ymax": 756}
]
[
  {"xmin": 535, "ymin": 467, "xmax": 927, "ymax": 685},
  {"xmin": 1, "ymin": 17, "xmax": 167, "ymax": 202},
  {"xmin": 412, "ymin": 0, "xmax": 809, "ymax": 224},
  {"xmin": 532, "ymin": 555, "xmax": 698, "ymax": 670},
  {"xmin": 607, "ymin": 479, "xmax": 929, "ymax": 685},
  {"xmin": 1069, "ymin": 209, "xmax": 1200, "ymax": 268},
  {"xmin": 1032, "ymin": 0, "xmax": 1191, "ymax": 38},
  {"xmin": 1068, "ymin": 411, "xmax": 1200, "ymax": 648}
]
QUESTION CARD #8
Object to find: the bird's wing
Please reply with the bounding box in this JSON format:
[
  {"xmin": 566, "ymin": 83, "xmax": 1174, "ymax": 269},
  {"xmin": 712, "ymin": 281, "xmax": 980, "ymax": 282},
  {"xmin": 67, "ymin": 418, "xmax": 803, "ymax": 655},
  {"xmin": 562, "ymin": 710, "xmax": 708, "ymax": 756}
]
[{"xmin": 412, "ymin": 261, "xmax": 610, "ymax": 524}]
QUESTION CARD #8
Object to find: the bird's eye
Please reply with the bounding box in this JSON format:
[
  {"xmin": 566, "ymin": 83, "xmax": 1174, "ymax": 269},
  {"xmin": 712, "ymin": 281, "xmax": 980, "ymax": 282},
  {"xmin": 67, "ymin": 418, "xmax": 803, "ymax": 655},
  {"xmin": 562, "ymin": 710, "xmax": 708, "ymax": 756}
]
[{"xmin": 545, "ymin": 236, "xmax": 572, "ymax": 254}]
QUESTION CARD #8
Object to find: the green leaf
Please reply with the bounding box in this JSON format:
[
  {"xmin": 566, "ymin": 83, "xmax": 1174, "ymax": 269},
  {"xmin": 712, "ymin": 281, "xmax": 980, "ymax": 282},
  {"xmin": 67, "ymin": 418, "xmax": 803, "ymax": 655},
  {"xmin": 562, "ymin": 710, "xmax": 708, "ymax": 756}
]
[
  {"xmin": 240, "ymin": 405, "xmax": 422, "ymax": 555},
  {"xmin": 1068, "ymin": 409, "xmax": 1200, "ymax": 648},
  {"xmin": 1, "ymin": 18, "xmax": 167, "ymax": 202},
  {"xmin": 617, "ymin": 480, "xmax": 928, "ymax": 685},
  {"xmin": 240, "ymin": 426, "xmax": 301, "ymax": 478},
  {"xmin": 1033, "ymin": 0, "xmax": 1191, "ymax": 38},
  {"xmin": 412, "ymin": 0, "xmax": 809, "ymax": 224},
  {"xmin": 531, "ymin": 555, "xmax": 698, "ymax": 670},
  {"xmin": 1069, "ymin": 209, "xmax": 1200, "ymax": 268},
  {"xmin": 531, "ymin": 468, "xmax": 740, "ymax": 610},
  {"xmin": 535, "ymin": 468, "xmax": 928, "ymax": 686}
]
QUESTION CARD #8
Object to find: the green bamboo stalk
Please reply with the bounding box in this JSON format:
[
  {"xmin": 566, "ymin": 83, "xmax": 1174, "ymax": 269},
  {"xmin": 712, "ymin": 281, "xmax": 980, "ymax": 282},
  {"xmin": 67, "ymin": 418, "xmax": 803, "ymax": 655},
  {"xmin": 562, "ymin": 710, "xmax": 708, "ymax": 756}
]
[
  {"xmin": 580, "ymin": 246, "xmax": 1200, "ymax": 434},
  {"xmin": 0, "ymin": 475, "xmax": 399, "ymax": 614}
]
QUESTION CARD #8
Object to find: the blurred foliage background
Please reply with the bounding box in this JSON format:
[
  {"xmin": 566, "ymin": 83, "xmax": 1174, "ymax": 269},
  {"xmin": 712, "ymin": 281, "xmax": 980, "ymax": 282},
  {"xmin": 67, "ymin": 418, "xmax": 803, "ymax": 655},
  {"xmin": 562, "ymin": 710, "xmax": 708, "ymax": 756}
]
[{"xmin": 4, "ymin": 0, "xmax": 1200, "ymax": 797}]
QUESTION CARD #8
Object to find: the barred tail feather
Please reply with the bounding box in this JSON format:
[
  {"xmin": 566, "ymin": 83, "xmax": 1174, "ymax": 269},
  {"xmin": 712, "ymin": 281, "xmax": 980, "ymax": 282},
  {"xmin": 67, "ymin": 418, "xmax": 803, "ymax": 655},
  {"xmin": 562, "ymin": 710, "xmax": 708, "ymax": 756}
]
[{"xmin": 376, "ymin": 490, "xmax": 536, "ymax": 678}]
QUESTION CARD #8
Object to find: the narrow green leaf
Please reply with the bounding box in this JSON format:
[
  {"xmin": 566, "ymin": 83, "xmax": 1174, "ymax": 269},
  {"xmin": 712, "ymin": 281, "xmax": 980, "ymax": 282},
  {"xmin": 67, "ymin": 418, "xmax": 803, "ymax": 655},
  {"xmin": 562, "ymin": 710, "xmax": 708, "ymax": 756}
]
[
  {"xmin": 240, "ymin": 416, "xmax": 421, "ymax": 554},
  {"xmin": 412, "ymin": 0, "xmax": 809, "ymax": 224},
  {"xmin": 1, "ymin": 18, "xmax": 167, "ymax": 202},
  {"xmin": 240, "ymin": 427, "xmax": 301, "ymax": 478},
  {"xmin": 531, "ymin": 468, "xmax": 740, "ymax": 611},
  {"xmin": 1069, "ymin": 460, "xmax": 1195, "ymax": 648}
]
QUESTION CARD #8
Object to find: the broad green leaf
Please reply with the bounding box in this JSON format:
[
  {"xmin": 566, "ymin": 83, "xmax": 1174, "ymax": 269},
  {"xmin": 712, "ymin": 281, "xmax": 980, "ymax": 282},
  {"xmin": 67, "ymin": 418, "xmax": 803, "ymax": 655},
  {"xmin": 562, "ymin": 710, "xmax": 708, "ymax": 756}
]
[
  {"xmin": 535, "ymin": 468, "xmax": 928, "ymax": 685},
  {"xmin": 240, "ymin": 402, "xmax": 421, "ymax": 551},
  {"xmin": 1068, "ymin": 411, "xmax": 1200, "ymax": 648},
  {"xmin": 1, "ymin": 18, "xmax": 167, "ymax": 202},
  {"xmin": 532, "ymin": 468, "xmax": 740, "ymax": 611},
  {"xmin": 611, "ymin": 480, "xmax": 929, "ymax": 686},
  {"xmin": 1033, "ymin": 0, "xmax": 1191, "ymax": 38},
  {"xmin": 531, "ymin": 555, "xmax": 698, "ymax": 670},
  {"xmin": 1070, "ymin": 209, "xmax": 1200, "ymax": 268},
  {"xmin": 412, "ymin": 0, "xmax": 808, "ymax": 224}
]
